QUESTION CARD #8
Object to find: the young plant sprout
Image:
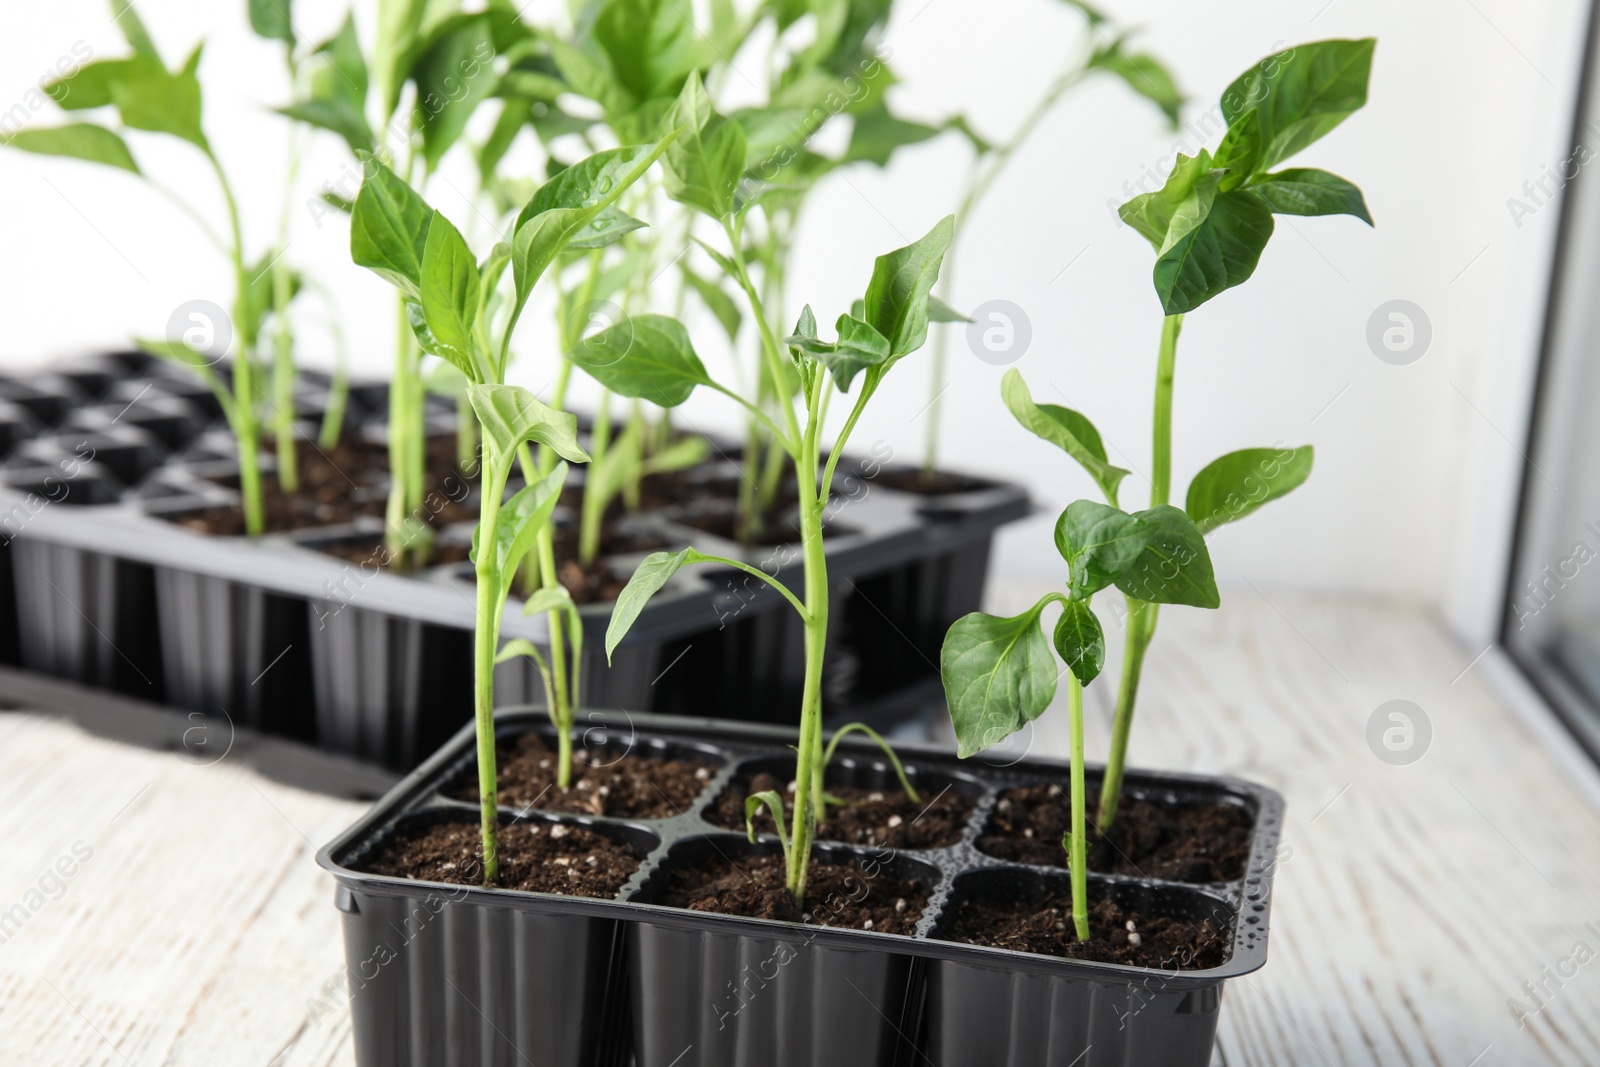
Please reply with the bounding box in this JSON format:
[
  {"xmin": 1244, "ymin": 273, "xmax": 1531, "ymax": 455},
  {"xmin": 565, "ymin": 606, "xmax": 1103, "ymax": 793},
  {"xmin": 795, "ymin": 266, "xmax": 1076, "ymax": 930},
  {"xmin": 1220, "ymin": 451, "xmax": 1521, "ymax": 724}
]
[
  {"xmin": 348, "ymin": 135, "xmax": 676, "ymax": 881},
  {"xmin": 598, "ymin": 76, "xmax": 954, "ymax": 901},
  {"xmin": 578, "ymin": 421, "xmax": 708, "ymax": 569},
  {"xmin": 0, "ymin": 0, "xmax": 319, "ymax": 537},
  {"xmin": 282, "ymin": 4, "xmax": 508, "ymax": 567},
  {"xmin": 740, "ymin": 721, "xmax": 923, "ymax": 843},
  {"xmin": 920, "ymin": 0, "xmax": 1183, "ymax": 481},
  {"xmin": 941, "ymin": 38, "xmax": 1375, "ymax": 939}
]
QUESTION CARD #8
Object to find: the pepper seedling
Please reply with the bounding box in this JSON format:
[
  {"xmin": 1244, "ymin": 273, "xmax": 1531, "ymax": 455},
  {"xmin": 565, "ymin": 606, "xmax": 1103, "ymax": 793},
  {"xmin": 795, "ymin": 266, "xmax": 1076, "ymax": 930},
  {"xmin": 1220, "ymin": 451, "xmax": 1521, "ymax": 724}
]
[
  {"xmin": 941, "ymin": 39, "xmax": 1375, "ymax": 939},
  {"xmin": 741, "ymin": 721, "xmax": 923, "ymax": 843},
  {"xmin": 348, "ymin": 133, "xmax": 677, "ymax": 881},
  {"xmin": 598, "ymin": 181, "xmax": 955, "ymax": 902},
  {"xmin": 294, "ymin": 4, "xmax": 514, "ymax": 568},
  {"xmin": 2, "ymin": 0, "xmax": 316, "ymax": 536},
  {"xmin": 920, "ymin": 0, "xmax": 1183, "ymax": 481}
]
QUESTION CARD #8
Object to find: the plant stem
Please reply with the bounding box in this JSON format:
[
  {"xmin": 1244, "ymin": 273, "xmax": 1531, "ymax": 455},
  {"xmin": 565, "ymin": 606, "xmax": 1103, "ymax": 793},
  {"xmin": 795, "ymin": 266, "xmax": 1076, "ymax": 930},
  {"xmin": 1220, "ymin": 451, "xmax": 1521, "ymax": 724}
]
[
  {"xmin": 457, "ymin": 393, "xmax": 477, "ymax": 471},
  {"xmin": 921, "ymin": 63, "xmax": 1088, "ymax": 477},
  {"xmin": 473, "ymin": 461, "xmax": 506, "ymax": 885},
  {"xmin": 272, "ymin": 256, "xmax": 298, "ymax": 494},
  {"xmin": 384, "ymin": 293, "xmax": 414, "ymax": 565},
  {"xmin": 1099, "ymin": 313, "xmax": 1182, "ymax": 831},
  {"xmin": 206, "ymin": 148, "xmax": 263, "ymax": 538},
  {"xmin": 1067, "ymin": 668, "xmax": 1090, "ymax": 941},
  {"xmin": 786, "ymin": 383, "xmax": 829, "ymax": 905}
]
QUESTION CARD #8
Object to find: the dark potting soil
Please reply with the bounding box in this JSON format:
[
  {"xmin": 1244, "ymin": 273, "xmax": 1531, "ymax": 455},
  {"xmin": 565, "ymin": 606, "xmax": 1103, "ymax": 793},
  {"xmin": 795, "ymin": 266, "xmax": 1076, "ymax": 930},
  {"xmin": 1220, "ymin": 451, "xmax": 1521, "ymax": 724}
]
[
  {"xmin": 356, "ymin": 817, "xmax": 640, "ymax": 897},
  {"xmin": 706, "ymin": 771, "xmax": 973, "ymax": 850},
  {"xmin": 450, "ymin": 731, "xmax": 716, "ymax": 820},
  {"xmin": 977, "ymin": 784, "xmax": 1254, "ymax": 884},
  {"xmin": 171, "ymin": 434, "xmax": 476, "ymax": 536},
  {"xmin": 539, "ymin": 523, "xmax": 675, "ymax": 605},
  {"xmin": 938, "ymin": 889, "xmax": 1229, "ymax": 969},
  {"xmin": 873, "ymin": 468, "xmax": 995, "ymax": 496},
  {"xmin": 655, "ymin": 851, "xmax": 930, "ymax": 935}
]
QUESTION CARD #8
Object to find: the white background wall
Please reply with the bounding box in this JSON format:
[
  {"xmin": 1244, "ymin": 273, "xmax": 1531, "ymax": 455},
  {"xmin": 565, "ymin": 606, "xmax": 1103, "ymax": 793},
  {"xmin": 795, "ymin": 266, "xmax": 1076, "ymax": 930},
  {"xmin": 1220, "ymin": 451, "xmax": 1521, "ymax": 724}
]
[{"xmin": 0, "ymin": 0, "xmax": 1590, "ymax": 617}]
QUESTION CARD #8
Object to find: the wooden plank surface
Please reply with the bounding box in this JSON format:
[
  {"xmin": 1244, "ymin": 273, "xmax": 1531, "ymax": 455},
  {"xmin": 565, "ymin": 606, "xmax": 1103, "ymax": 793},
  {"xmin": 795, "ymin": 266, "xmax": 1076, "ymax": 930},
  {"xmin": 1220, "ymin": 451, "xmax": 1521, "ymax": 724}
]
[{"xmin": 0, "ymin": 593, "xmax": 1597, "ymax": 1065}]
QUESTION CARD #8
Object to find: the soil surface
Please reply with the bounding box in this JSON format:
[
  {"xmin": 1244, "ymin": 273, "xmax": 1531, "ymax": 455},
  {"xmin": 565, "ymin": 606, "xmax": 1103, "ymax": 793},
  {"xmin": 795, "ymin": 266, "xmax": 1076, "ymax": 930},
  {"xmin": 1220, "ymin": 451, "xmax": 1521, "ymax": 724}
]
[
  {"xmin": 450, "ymin": 731, "xmax": 716, "ymax": 820},
  {"xmin": 356, "ymin": 817, "xmax": 640, "ymax": 897},
  {"xmin": 707, "ymin": 770, "xmax": 973, "ymax": 850},
  {"xmin": 655, "ymin": 851, "xmax": 930, "ymax": 935},
  {"xmin": 939, "ymin": 889, "xmax": 1229, "ymax": 969},
  {"xmin": 168, "ymin": 434, "xmax": 476, "ymax": 536},
  {"xmin": 977, "ymin": 784, "xmax": 1254, "ymax": 883}
]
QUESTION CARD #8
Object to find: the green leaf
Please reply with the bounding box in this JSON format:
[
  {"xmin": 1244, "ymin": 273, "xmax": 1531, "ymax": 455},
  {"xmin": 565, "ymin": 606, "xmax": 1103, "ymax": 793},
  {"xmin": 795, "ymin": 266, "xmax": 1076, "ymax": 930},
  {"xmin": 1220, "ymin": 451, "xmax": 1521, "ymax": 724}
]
[
  {"xmin": 642, "ymin": 434, "xmax": 710, "ymax": 476},
  {"xmin": 1089, "ymin": 43, "xmax": 1182, "ymax": 126},
  {"xmin": 373, "ymin": 0, "xmax": 429, "ymax": 120},
  {"xmin": 513, "ymin": 150, "xmax": 649, "ymax": 251},
  {"xmin": 495, "ymin": 461, "xmax": 568, "ymax": 578},
  {"xmin": 1213, "ymin": 108, "xmax": 1261, "ymax": 179},
  {"xmin": 248, "ymin": 0, "xmax": 294, "ymax": 42},
  {"xmin": 786, "ymin": 314, "xmax": 890, "ymax": 392},
  {"xmin": 522, "ymin": 584, "xmax": 577, "ymax": 616},
  {"xmin": 279, "ymin": 99, "xmax": 372, "ymax": 156},
  {"xmin": 861, "ymin": 215, "xmax": 956, "ymax": 359},
  {"xmin": 510, "ymin": 137, "xmax": 678, "ymax": 315},
  {"xmin": 662, "ymin": 71, "xmax": 747, "ymax": 219},
  {"xmin": 468, "ymin": 384, "xmax": 590, "ymax": 465},
  {"xmin": 1, "ymin": 124, "xmax": 140, "ymax": 174},
  {"xmin": 569, "ymin": 314, "xmax": 710, "ymax": 407},
  {"xmin": 413, "ymin": 14, "xmax": 499, "ymax": 171},
  {"xmin": 1117, "ymin": 150, "xmax": 1214, "ymax": 251},
  {"xmin": 928, "ymin": 295, "xmax": 972, "ymax": 323},
  {"xmin": 1220, "ymin": 39, "xmax": 1375, "ymax": 173},
  {"xmin": 113, "ymin": 1, "xmax": 162, "ymax": 59},
  {"xmin": 743, "ymin": 790, "xmax": 790, "ymax": 849},
  {"xmin": 1053, "ymin": 599, "xmax": 1105, "ymax": 686},
  {"xmin": 1054, "ymin": 501, "xmax": 1147, "ymax": 599},
  {"xmin": 1001, "ymin": 370, "xmax": 1127, "ymax": 503},
  {"xmin": 110, "ymin": 60, "xmax": 207, "ymax": 148},
  {"xmin": 941, "ymin": 600, "xmax": 1059, "ymax": 759},
  {"xmin": 1252, "ymin": 168, "xmax": 1372, "ymax": 225},
  {"xmin": 419, "ymin": 210, "xmax": 482, "ymax": 382},
  {"xmin": 607, "ymin": 548, "xmax": 692, "ymax": 662},
  {"xmin": 593, "ymin": 0, "xmax": 695, "ymax": 100},
  {"xmin": 1152, "ymin": 189, "xmax": 1274, "ymax": 315},
  {"xmin": 350, "ymin": 159, "xmax": 434, "ymax": 299},
  {"xmin": 310, "ymin": 13, "xmax": 369, "ymax": 109},
  {"xmin": 1113, "ymin": 505, "xmax": 1220, "ymax": 609},
  {"xmin": 844, "ymin": 102, "xmax": 941, "ymax": 166},
  {"xmin": 681, "ymin": 267, "xmax": 742, "ymax": 343},
  {"xmin": 549, "ymin": 38, "xmax": 630, "ymax": 114},
  {"xmin": 44, "ymin": 58, "xmax": 162, "ymax": 111},
  {"xmin": 1186, "ymin": 445, "xmax": 1314, "ymax": 534}
]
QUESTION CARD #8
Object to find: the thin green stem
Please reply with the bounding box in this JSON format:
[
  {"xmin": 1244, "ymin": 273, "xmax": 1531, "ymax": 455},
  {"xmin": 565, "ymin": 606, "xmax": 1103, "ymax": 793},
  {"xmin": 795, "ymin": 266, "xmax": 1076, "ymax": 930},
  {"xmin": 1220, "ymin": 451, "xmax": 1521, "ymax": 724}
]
[
  {"xmin": 473, "ymin": 458, "xmax": 508, "ymax": 885},
  {"xmin": 1100, "ymin": 313, "xmax": 1182, "ymax": 833},
  {"xmin": 823, "ymin": 723, "xmax": 920, "ymax": 804},
  {"xmin": 205, "ymin": 148, "xmax": 263, "ymax": 538},
  {"xmin": 1067, "ymin": 668, "xmax": 1089, "ymax": 941},
  {"xmin": 720, "ymin": 217, "xmax": 802, "ymax": 452}
]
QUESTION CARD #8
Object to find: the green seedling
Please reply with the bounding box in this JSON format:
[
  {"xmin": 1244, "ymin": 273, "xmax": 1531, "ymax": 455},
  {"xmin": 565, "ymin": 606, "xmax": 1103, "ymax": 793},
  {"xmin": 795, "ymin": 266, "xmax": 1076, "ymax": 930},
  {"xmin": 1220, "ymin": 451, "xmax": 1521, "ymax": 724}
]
[
  {"xmin": 2, "ymin": 0, "xmax": 322, "ymax": 536},
  {"xmin": 349, "ymin": 133, "xmax": 677, "ymax": 881},
  {"xmin": 600, "ymin": 196, "xmax": 955, "ymax": 903},
  {"xmin": 287, "ymin": 3, "xmax": 512, "ymax": 567},
  {"xmin": 921, "ymin": 0, "xmax": 1183, "ymax": 480},
  {"xmin": 941, "ymin": 38, "xmax": 1375, "ymax": 940}
]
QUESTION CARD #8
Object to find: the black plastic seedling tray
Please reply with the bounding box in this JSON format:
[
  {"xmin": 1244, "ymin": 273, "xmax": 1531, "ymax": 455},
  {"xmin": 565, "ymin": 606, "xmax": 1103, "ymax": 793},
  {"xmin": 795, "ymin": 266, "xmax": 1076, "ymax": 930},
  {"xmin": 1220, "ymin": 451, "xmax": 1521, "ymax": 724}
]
[
  {"xmin": 0, "ymin": 355, "xmax": 1028, "ymax": 770},
  {"xmin": 318, "ymin": 709, "xmax": 1284, "ymax": 1067}
]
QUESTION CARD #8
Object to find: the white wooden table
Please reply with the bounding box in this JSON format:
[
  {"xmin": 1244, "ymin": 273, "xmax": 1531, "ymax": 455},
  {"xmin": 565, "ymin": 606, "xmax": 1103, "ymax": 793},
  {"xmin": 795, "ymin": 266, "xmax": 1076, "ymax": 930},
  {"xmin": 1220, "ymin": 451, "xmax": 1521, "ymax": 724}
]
[{"xmin": 1, "ymin": 594, "xmax": 1597, "ymax": 1066}]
